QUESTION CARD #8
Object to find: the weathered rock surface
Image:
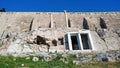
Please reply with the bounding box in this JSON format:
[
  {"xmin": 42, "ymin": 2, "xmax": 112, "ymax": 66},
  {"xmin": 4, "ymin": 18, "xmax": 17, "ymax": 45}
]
[{"xmin": 0, "ymin": 12, "xmax": 120, "ymax": 57}]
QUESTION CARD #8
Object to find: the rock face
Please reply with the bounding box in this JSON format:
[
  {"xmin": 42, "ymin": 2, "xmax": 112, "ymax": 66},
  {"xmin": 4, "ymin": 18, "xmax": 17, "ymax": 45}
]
[{"xmin": 0, "ymin": 12, "xmax": 120, "ymax": 56}]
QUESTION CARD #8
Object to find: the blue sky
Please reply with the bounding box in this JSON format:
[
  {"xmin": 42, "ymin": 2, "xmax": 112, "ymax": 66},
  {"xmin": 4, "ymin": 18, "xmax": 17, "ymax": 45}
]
[{"xmin": 0, "ymin": 0, "xmax": 120, "ymax": 12}]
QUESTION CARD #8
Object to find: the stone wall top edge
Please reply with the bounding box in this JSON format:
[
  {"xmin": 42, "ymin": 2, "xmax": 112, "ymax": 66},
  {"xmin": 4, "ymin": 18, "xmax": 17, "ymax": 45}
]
[{"xmin": 0, "ymin": 12, "xmax": 120, "ymax": 14}]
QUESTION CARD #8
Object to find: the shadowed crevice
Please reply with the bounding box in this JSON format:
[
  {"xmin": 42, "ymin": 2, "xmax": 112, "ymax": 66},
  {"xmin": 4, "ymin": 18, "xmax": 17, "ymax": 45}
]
[
  {"xmin": 83, "ymin": 18, "xmax": 89, "ymax": 29},
  {"xmin": 29, "ymin": 18, "xmax": 34, "ymax": 31},
  {"xmin": 100, "ymin": 18, "xmax": 107, "ymax": 29}
]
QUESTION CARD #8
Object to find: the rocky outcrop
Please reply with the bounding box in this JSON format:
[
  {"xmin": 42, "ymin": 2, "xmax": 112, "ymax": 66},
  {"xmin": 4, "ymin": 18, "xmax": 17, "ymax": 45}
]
[{"xmin": 0, "ymin": 12, "xmax": 120, "ymax": 56}]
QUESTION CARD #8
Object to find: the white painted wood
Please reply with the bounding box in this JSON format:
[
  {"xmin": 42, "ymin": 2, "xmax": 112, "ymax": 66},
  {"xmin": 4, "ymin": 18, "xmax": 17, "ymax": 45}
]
[
  {"xmin": 78, "ymin": 33, "xmax": 83, "ymax": 50},
  {"xmin": 88, "ymin": 31, "xmax": 95, "ymax": 50},
  {"xmin": 67, "ymin": 30, "xmax": 94, "ymax": 51},
  {"xmin": 68, "ymin": 33, "xmax": 72, "ymax": 50}
]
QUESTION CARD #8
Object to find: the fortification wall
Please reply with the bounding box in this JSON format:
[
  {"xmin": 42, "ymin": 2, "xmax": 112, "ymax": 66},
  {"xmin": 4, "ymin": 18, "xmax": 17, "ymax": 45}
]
[
  {"xmin": 0, "ymin": 12, "xmax": 120, "ymax": 55},
  {"xmin": 0, "ymin": 12, "xmax": 120, "ymax": 32}
]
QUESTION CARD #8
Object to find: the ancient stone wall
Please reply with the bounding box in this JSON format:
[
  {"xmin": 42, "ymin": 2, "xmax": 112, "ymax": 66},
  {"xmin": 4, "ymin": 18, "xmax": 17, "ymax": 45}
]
[
  {"xmin": 0, "ymin": 12, "xmax": 120, "ymax": 32},
  {"xmin": 0, "ymin": 12, "xmax": 120, "ymax": 56}
]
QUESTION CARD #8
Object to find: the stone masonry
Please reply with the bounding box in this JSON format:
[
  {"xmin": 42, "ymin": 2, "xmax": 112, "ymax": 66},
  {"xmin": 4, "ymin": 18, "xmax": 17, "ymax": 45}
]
[{"xmin": 0, "ymin": 12, "xmax": 120, "ymax": 56}]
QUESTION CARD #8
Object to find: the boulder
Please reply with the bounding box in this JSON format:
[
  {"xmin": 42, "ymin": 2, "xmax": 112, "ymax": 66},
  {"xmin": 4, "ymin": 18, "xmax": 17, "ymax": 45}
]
[{"xmin": 32, "ymin": 57, "xmax": 39, "ymax": 62}]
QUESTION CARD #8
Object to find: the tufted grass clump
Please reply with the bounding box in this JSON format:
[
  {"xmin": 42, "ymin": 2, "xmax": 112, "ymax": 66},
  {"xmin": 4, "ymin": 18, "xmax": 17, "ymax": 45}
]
[{"xmin": 0, "ymin": 55, "xmax": 120, "ymax": 68}]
